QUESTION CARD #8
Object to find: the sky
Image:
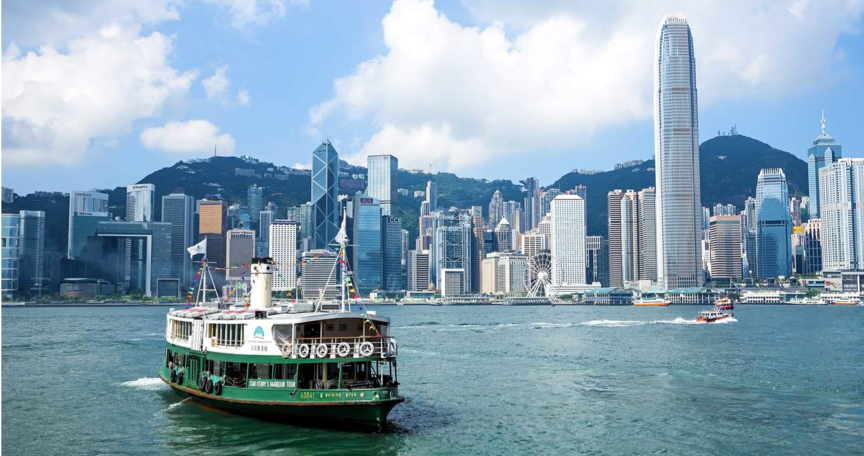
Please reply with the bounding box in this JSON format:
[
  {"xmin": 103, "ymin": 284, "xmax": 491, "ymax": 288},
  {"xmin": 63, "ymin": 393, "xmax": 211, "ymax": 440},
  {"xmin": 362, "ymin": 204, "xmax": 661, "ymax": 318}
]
[{"xmin": 2, "ymin": 0, "xmax": 863, "ymax": 195}]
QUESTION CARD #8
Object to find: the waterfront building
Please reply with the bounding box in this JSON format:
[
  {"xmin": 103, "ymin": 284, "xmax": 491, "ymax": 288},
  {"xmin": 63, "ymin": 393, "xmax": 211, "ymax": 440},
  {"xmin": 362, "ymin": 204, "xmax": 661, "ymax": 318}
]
[
  {"xmin": 352, "ymin": 194, "xmax": 383, "ymax": 296},
  {"xmin": 161, "ymin": 193, "xmax": 195, "ymax": 287},
  {"xmin": 94, "ymin": 221, "xmax": 172, "ymax": 296},
  {"xmin": 497, "ymin": 252, "xmax": 529, "ymax": 295},
  {"xmin": 434, "ymin": 213, "xmax": 472, "ymax": 293},
  {"xmin": 67, "ymin": 191, "xmax": 110, "ymax": 259},
  {"xmin": 226, "ymin": 229, "xmax": 255, "ymax": 281},
  {"xmin": 269, "ymin": 220, "xmax": 298, "ymax": 291},
  {"xmin": 126, "ymin": 184, "xmax": 155, "ymax": 222},
  {"xmin": 480, "ymin": 254, "xmax": 499, "ymax": 294},
  {"xmin": 654, "ymin": 12, "xmax": 703, "ymax": 289},
  {"xmin": 367, "ymin": 155, "xmax": 398, "ymax": 216},
  {"xmin": 755, "ymin": 168, "xmax": 793, "ymax": 278},
  {"xmin": 312, "ymin": 140, "xmax": 340, "ymax": 249},
  {"xmin": 586, "ymin": 235, "xmax": 608, "ymax": 286},
  {"xmin": 709, "ymin": 215, "xmax": 743, "ymax": 279},
  {"xmin": 441, "ymin": 268, "xmax": 465, "ymax": 297},
  {"xmin": 819, "ymin": 159, "xmax": 864, "ymax": 272},
  {"xmin": 1, "ymin": 214, "xmax": 20, "ymax": 298},
  {"xmin": 426, "ymin": 181, "xmax": 438, "ymax": 211},
  {"xmin": 408, "ymin": 250, "xmax": 430, "ymax": 292},
  {"xmin": 470, "ymin": 207, "xmax": 484, "ymax": 293},
  {"xmin": 550, "ymin": 195, "xmax": 586, "ymax": 286},
  {"xmin": 803, "ymin": 219, "xmax": 822, "ymax": 275},
  {"xmin": 808, "ymin": 111, "xmax": 842, "ymax": 217},
  {"xmin": 17, "ymin": 211, "xmax": 46, "ymax": 294},
  {"xmin": 488, "ymin": 190, "xmax": 504, "ymax": 228},
  {"xmin": 300, "ymin": 250, "xmax": 339, "ymax": 299},
  {"xmin": 198, "ymin": 200, "xmax": 228, "ymax": 269},
  {"xmin": 383, "ymin": 216, "xmax": 405, "ymax": 291},
  {"xmin": 494, "ymin": 218, "xmax": 513, "ymax": 252},
  {"xmin": 619, "ymin": 188, "xmax": 657, "ymax": 284},
  {"xmin": 607, "ymin": 190, "xmax": 624, "ymax": 287}
]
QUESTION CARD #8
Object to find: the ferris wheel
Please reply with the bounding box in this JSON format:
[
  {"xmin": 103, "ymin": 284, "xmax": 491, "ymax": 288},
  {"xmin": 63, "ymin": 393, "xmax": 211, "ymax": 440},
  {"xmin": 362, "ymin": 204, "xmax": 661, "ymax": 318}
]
[{"xmin": 528, "ymin": 251, "xmax": 552, "ymax": 297}]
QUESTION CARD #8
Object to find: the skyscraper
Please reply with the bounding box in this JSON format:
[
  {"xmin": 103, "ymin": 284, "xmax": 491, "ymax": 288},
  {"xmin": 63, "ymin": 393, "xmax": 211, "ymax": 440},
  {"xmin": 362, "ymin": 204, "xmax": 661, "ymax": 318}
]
[
  {"xmin": 488, "ymin": 190, "xmax": 504, "ymax": 228},
  {"xmin": 352, "ymin": 194, "xmax": 383, "ymax": 296},
  {"xmin": 550, "ymin": 195, "xmax": 586, "ymax": 286},
  {"xmin": 807, "ymin": 111, "xmax": 842, "ymax": 218},
  {"xmin": 226, "ymin": 229, "xmax": 255, "ymax": 281},
  {"xmin": 426, "ymin": 181, "xmax": 438, "ymax": 211},
  {"xmin": 367, "ymin": 155, "xmax": 398, "ymax": 216},
  {"xmin": 803, "ymin": 219, "xmax": 822, "ymax": 275},
  {"xmin": 586, "ymin": 235, "xmax": 608, "ymax": 286},
  {"xmin": 607, "ymin": 190, "xmax": 624, "ymax": 287},
  {"xmin": 382, "ymin": 216, "xmax": 405, "ymax": 291},
  {"xmin": 408, "ymin": 250, "xmax": 430, "ymax": 291},
  {"xmin": 819, "ymin": 159, "xmax": 864, "ymax": 272},
  {"xmin": 198, "ymin": 200, "xmax": 227, "ymax": 269},
  {"xmin": 259, "ymin": 210, "xmax": 275, "ymax": 242},
  {"xmin": 247, "ymin": 184, "xmax": 264, "ymax": 226},
  {"xmin": 269, "ymin": 220, "xmax": 298, "ymax": 291},
  {"xmin": 755, "ymin": 168, "xmax": 792, "ymax": 278},
  {"xmin": 708, "ymin": 215, "xmax": 743, "ymax": 280},
  {"xmin": 494, "ymin": 218, "xmax": 512, "ymax": 252},
  {"xmin": 162, "ymin": 193, "xmax": 195, "ymax": 287},
  {"xmin": 67, "ymin": 191, "xmax": 110, "ymax": 260},
  {"xmin": 126, "ymin": 184, "xmax": 155, "ymax": 222},
  {"xmin": 1, "ymin": 214, "xmax": 20, "ymax": 298},
  {"xmin": 434, "ymin": 213, "xmax": 472, "ymax": 293},
  {"xmin": 654, "ymin": 12, "xmax": 703, "ymax": 289},
  {"xmin": 312, "ymin": 140, "xmax": 339, "ymax": 249},
  {"xmin": 524, "ymin": 177, "xmax": 540, "ymax": 230},
  {"xmin": 17, "ymin": 210, "xmax": 46, "ymax": 294}
]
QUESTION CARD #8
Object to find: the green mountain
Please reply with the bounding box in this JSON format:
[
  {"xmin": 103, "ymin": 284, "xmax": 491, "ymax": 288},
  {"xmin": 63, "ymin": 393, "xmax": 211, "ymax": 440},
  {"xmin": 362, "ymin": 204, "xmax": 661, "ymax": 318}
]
[
  {"xmin": 551, "ymin": 134, "xmax": 808, "ymax": 236},
  {"xmin": 3, "ymin": 134, "xmax": 807, "ymax": 257}
]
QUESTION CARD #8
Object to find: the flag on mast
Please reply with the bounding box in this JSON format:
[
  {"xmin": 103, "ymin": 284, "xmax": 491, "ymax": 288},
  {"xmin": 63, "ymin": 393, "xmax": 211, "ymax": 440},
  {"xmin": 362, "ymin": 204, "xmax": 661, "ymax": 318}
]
[
  {"xmin": 334, "ymin": 213, "xmax": 348, "ymax": 246},
  {"xmin": 187, "ymin": 238, "xmax": 207, "ymax": 258}
]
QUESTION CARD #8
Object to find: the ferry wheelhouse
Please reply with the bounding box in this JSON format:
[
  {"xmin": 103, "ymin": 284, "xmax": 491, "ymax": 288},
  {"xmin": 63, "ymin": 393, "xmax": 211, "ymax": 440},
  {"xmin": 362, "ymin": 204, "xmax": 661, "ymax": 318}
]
[{"xmin": 160, "ymin": 220, "xmax": 403, "ymax": 429}]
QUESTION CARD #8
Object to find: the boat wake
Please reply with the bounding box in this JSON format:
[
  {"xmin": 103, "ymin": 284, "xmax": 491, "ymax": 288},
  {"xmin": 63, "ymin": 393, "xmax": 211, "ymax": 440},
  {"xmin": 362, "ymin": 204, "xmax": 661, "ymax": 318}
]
[
  {"xmin": 578, "ymin": 317, "xmax": 737, "ymax": 327},
  {"xmin": 121, "ymin": 377, "xmax": 168, "ymax": 391}
]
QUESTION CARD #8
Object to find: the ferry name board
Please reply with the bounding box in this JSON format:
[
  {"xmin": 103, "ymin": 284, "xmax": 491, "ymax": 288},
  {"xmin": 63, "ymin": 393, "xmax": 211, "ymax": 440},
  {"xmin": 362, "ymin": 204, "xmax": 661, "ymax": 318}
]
[{"xmin": 248, "ymin": 379, "xmax": 296, "ymax": 388}]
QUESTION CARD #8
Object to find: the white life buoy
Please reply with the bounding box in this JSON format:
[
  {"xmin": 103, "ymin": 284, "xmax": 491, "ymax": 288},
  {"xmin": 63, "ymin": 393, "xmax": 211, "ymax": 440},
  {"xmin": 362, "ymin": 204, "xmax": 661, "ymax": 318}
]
[
  {"xmin": 280, "ymin": 343, "xmax": 293, "ymax": 358},
  {"xmin": 359, "ymin": 341, "xmax": 375, "ymax": 357},
  {"xmin": 387, "ymin": 339, "xmax": 398, "ymax": 357},
  {"xmin": 296, "ymin": 343, "xmax": 310, "ymax": 358},
  {"xmin": 315, "ymin": 343, "xmax": 328, "ymax": 358},
  {"xmin": 336, "ymin": 342, "xmax": 351, "ymax": 357}
]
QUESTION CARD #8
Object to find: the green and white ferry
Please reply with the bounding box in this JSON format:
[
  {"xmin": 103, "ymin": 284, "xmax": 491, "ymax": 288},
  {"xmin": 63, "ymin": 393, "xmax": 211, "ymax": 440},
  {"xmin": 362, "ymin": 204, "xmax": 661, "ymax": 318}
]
[{"xmin": 160, "ymin": 221, "xmax": 403, "ymax": 429}]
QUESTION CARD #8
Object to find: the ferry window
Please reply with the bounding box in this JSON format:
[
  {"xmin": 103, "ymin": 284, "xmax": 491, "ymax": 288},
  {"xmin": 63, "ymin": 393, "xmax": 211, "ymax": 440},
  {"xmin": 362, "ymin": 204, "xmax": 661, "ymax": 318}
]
[
  {"xmin": 251, "ymin": 363, "xmax": 271, "ymax": 380},
  {"xmin": 357, "ymin": 363, "xmax": 367, "ymax": 380},
  {"xmin": 298, "ymin": 364, "xmax": 316, "ymax": 389},
  {"xmin": 342, "ymin": 363, "xmax": 355, "ymax": 380},
  {"xmin": 165, "ymin": 349, "xmax": 173, "ymax": 368},
  {"xmin": 327, "ymin": 363, "xmax": 339, "ymax": 379},
  {"xmin": 326, "ymin": 323, "xmax": 335, "ymax": 332},
  {"xmin": 170, "ymin": 320, "xmax": 193, "ymax": 341},
  {"xmin": 273, "ymin": 364, "xmax": 297, "ymax": 380},
  {"xmin": 224, "ymin": 362, "xmax": 248, "ymax": 388},
  {"xmin": 357, "ymin": 323, "xmax": 362, "ymax": 331},
  {"xmin": 208, "ymin": 323, "xmax": 245, "ymax": 347},
  {"xmin": 339, "ymin": 324, "xmax": 348, "ymax": 331}
]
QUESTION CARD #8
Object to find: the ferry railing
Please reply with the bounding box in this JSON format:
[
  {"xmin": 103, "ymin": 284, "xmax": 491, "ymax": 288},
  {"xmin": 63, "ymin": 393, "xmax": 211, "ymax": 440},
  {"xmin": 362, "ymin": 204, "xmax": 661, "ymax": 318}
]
[{"xmin": 282, "ymin": 335, "xmax": 397, "ymax": 359}]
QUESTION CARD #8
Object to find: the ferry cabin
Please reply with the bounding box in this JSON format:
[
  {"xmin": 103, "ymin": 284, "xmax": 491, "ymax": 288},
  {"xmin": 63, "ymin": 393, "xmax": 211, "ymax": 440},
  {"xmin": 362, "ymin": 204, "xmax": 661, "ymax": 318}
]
[{"xmin": 160, "ymin": 307, "xmax": 402, "ymax": 426}]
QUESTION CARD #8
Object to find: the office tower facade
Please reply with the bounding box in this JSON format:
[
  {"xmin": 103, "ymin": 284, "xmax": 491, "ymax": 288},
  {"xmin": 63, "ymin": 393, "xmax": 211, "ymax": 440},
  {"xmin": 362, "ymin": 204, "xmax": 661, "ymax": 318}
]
[
  {"xmin": 312, "ymin": 140, "xmax": 340, "ymax": 249},
  {"xmin": 285, "ymin": 206, "xmax": 299, "ymax": 223},
  {"xmin": 1, "ymin": 214, "xmax": 20, "ymax": 298},
  {"xmin": 247, "ymin": 184, "xmax": 263, "ymax": 227},
  {"xmin": 619, "ymin": 188, "xmax": 658, "ymax": 284},
  {"xmin": 708, "ymin": 215, "xmax": 743, "ymax": 279},
  {"xmin": 496, "ymin": 252, "xmax": 529, "ymax": 294},
  {"xmin": 607, "ymin": 190, "xmax": 624, "ymax": 287},
  {"xmin": 521, "ymin": 233, "xmax": 546, "ymax": 261},
  {"xmin": 819, "ymin": 159, "xmax": 864, "ymax": 272},
  {"xmin": 408, "ymin": 250, "xmax": 431, "ymax": 291},
  {"xmin": 198, "ymin": 200, "xmax": 228, "ymax": 268},
  {"xmin": 95, "ymin": 221, "xmax": 172, "ymax": 296},
  {"xmin": 161, "ymin": 193, "xmax": 195, "ymax": 287},
  {"xmin": 434, "ymin": 213, "xmax": 472, "ymax": 293},
  {"xmin": 808, "ymin": 112, "xmax": 842, "ymax": 218},
  {"xmin": 420, "ymin": 201, "xmax": 431, "ymax": 216},
  {"xmin": 480, "ymin": 254, "xmax": 499, "ymax": 294},
  {"xmin": 524, "ymin": 177, "xmax": 540, "ymax": 230},
  {"xmin": 440, "ymin": 269, "xmax": 465, "ymax": 297},
  {"xmin": 488, "ymin": 190, "xmax": 504, "ymax": 228},
  {"xmin": 755, "ymin": 169, "xmax": 793, "ymax": 278},
  {"xmin": 426, "ymin": 181, "xmax": 438, "ymax": 211},
  {"xmin": 382, "ymin": 216, "xmax": 405, "ymax": 291},
  {"xmin": 2, "ymin": 187, "xmax": 13, "ymax": 204},
  {"xmin": 803, "ymin": 219, "xmax": 822, "ymax": 275},
  {"xmin": 126, "ymin": 184, "xmax": 155, "ymax": 222},
  {"xmin": 259, "ymin": 210, "xmax": 275, "ymax": 243},
  {"xmin": 67, "ymin": 191, "xmax": 110, "ymax": 259},
  {"xmin": 654, "ymin": 13, "xmax": 703, "ymax": 289},
  {"xmin": 550, "ymin": 195, "xmax": 586, "ymax": 286},
  {"xmin": 17, "ymin": 210, "xmax": 46, "ymax": 294},
  {"xmin": 226, "ymin": 229, "xmax": 255, "ymax": 281},
  {"xmin": 502, "ymin": 201, "xmax": 522, "ymax": 233},
  {"xmin": 789, "ymin": 198, "xmax": 802, "ymax": 226},
  {"xmin": 269, "ymin": 221, "xmax": 298, "ymax": 291},
  {"xmin": 300, "ymin": 250, "xmax": 339, "ymax": 299},
  {"xmin": 352, "ymin": 195, "xmax": 383, "ymax": 295},
  {"xmin": 367, "ymin": 155, "xmax": 398, "ymax": 216},
  {"xmin": 586, "ymin": 235, "xmax": 608, "ymax": 286},
  {"xmin": 713, "ymin": 203, "xmax": 736, "ymax": 217},
  {"xmin": 540, "ymin": 189, "xmax": 560, "ymax": 219},
  {"xmin": 494, "ymin": 218, "xmax": 512, "ymax": 252}
]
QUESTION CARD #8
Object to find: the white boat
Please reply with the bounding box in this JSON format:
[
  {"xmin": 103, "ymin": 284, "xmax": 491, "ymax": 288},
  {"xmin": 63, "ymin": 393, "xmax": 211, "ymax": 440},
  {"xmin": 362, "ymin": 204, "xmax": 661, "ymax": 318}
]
[
  {"xmin": 633, "ymin": 296, "xmax": 671, "ymax": 307},
  {"xmin": 787, "ymin": 297, "xmax": 827, "ymax": 305}
]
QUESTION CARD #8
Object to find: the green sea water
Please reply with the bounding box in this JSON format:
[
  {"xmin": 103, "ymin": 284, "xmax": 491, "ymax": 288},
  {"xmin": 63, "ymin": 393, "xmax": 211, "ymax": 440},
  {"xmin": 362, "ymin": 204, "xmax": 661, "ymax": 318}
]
[{"xmin": 2, "ymin": 305, "xmax": 863, "ymax": 455}]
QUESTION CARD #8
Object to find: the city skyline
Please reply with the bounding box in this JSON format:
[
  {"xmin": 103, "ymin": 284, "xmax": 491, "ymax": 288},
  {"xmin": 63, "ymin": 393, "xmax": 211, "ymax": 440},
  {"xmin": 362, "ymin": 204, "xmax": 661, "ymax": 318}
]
[{"xmin": 2, "ymin": 1, "xmax": 863, "ymax": 194}]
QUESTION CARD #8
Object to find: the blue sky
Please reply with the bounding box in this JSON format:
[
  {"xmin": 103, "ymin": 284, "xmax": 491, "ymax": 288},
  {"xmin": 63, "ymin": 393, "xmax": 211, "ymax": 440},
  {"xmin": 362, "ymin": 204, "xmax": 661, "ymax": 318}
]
[{"xmin": 2, "ymin": 0, "xmax": 863, "ymax": 194}]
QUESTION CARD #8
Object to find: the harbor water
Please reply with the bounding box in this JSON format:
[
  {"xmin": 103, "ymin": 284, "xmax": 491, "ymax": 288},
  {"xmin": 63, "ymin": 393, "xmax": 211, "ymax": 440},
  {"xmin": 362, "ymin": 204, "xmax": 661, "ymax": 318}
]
[{"xmin": 2, "ymin": 305, "xmax": 863, "ymax": 455}]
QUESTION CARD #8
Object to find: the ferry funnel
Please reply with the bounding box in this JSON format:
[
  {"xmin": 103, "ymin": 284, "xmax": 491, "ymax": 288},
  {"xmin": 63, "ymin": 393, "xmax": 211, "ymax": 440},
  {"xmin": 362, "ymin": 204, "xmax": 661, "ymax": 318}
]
[{"xmin": 249, "ymin": 257, "xmax": 273, "ymax": 309}]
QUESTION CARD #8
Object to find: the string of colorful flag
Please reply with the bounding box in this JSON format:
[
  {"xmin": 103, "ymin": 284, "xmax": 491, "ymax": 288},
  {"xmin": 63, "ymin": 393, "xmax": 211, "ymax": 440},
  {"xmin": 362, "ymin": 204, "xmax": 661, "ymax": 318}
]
[{"xmin": 339, "ymin": 248, "xmax": 381, "ymax": 338}]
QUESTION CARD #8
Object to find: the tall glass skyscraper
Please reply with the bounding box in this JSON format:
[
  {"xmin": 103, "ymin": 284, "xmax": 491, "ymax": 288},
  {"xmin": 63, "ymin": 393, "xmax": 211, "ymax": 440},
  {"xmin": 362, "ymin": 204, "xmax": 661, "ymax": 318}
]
[
  {"xmin": 807, "ymin": 112, "xmax": 842, "ymax": 218},
  {"xmin": 654, "ymin": 13, "xmax": 702, "ymax": 289},
  {"xmin": 367, "ymin": 155, "xmax": 398, "ymax": 216},
  {"xmin": 312, "ymin": 140, "xmax": 339, "ymax": 249},
  {"xmin": 126, "ymin": 184, "xmax": 155, "ymax": 222},
  {"xmin": 352, "ymin": 194, "xmax": 383, "ymax": 296},
  {"xmin": 161, "ymin": 193, "xmax": 195, "ymax": 287},
  {"xmin": 383, "ymin": 216, "xmax": 405, "ymax": 291},
  {"xmin": 67, "ymin": 191, "xmax": 110, "ymax": 259},
  {"xmin": 18, "ymin": 210, "xmax": 46, "ymax": 294},
  {"xmin": 755, "ymin": 168, "xmax": 792, "ymax": 278}
]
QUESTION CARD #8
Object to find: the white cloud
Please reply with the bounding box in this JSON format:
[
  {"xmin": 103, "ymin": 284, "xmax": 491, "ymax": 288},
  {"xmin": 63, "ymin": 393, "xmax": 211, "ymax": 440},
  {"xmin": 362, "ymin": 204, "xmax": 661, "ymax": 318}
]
[
  {"xmin": 292, "ymin": 162, "xmax": 312, "ymax": 170},
  {"xmin": 203, "ymin": 65, "xmax": 230, "ymax": 100},
  {"xmin": 2, "ymin": 24, "xmax": 198, "ymax": 166},
  {"xmin": 311, "ymin": 0, "xmax": 864, "ymax": 172},
  {"xmin": 237, "ymin": 88, "xmax": 251, "ymax": 106},
  {"xmin": 204, "ymin": 0, "xmax": 308, "ymax": 30},
  {"xmin": 140, "ymin": 120, "xmax": 235, "ymax": 154}
]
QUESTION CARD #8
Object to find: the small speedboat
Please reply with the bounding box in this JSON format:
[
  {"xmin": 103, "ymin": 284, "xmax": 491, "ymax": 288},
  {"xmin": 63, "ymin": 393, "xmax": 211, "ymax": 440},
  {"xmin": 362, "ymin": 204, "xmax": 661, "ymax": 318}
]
[
  {"xmin": 714, "ymin": 298, "xmax": 734, "ymax": 310},
  {"xmin": 833, "ymin": 299, "xmax": 862, "ymax": 306},
  {"xmin": 696, "ymin": 309, "xmax": 734, "ymax": 323}
]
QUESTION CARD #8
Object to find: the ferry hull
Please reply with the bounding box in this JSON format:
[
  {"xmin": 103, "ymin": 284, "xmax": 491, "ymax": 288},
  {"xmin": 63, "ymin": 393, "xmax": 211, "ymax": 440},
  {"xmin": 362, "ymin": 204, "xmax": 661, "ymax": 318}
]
[
  {"xmin": 162, "ymin": 376, "xmax": 403, "ymax": 430},
  {"xmin": 633, "ymin": 302, "xmax": 670, "ymax": 307}
]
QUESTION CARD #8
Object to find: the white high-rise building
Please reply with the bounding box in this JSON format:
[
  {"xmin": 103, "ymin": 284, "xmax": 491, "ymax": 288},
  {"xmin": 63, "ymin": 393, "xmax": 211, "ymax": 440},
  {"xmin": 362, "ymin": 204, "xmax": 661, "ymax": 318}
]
[
  {"xmin": 819, "ymin": 159, "xmax": 864, "ymax": 272},
  {"xmin": 126, "ymin": 184, "xmax": 155, "ymax": 222},
  {"xmin": 654, "ymin": 13, "xmax": 703, "ymax": 289},
  {"xmin": 426, "ymin": 181, "xmax": 438, "ymax": 211},
  {"xmin": 270, "ymin": 220, "xmax": 298, "ymax": 291},
  {"xmin": 550, "ymin": 195, "xmax": 586, "ymax": 286},
  {"xmin": 408, "ymin": 250, "xmax": 430, "ymax": 291}
]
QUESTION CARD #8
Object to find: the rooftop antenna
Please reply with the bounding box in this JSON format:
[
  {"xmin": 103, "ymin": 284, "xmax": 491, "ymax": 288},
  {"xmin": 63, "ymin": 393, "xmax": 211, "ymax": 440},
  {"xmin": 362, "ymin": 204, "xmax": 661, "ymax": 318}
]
[
  {"xmin": 428, "ymin": 161, "xmax": 433, "ymax": 174},
  {"xmin": 214, "ymin": 144, "xmax": 217, "ymax": 157}
]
